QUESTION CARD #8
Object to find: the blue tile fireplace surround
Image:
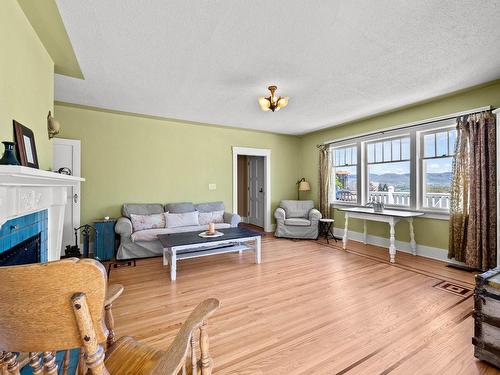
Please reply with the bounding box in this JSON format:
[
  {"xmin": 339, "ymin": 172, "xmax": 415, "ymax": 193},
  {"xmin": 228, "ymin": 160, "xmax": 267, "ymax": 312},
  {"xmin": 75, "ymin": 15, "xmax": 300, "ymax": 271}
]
[{"xmin": 0, "ymin": 210, "xmax": 48, "ymax": 265}]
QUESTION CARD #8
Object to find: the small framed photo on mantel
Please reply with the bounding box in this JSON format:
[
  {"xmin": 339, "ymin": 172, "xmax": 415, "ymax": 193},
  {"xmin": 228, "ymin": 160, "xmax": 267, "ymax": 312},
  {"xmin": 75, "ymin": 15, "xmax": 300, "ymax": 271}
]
[{"xmin": 13, "ymin": 120, "xmax": 39, "ymax": 169}]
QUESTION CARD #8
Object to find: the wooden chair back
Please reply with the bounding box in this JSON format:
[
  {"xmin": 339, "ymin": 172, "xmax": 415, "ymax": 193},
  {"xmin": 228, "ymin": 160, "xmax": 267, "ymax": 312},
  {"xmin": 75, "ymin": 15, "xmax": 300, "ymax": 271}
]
[{"xmin": 0, "ymin": 258, "xmax": 108, "ymax": 373}]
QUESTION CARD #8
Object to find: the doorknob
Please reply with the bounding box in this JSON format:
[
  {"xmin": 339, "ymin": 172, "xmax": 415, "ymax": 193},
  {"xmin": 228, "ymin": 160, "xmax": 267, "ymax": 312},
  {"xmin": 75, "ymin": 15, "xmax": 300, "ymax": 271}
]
[
  {"xmin": 259, "ymin": 188, "xmax": 263, "ymax": 193},
  {"xmin": 74, "ymin": 193, "xmax": 79, "ymax": 203}
]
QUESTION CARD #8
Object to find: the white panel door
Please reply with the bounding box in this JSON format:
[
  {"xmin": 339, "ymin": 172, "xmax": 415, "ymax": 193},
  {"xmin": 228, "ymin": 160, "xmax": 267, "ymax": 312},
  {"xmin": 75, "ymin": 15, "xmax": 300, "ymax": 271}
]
[
  {"xmin": 53, "ymin": 138, "xmax": 81, "ymax": 256},
  {"xmin": 248, "ymin": 156, "xmax": 265, "ymax": 227}
]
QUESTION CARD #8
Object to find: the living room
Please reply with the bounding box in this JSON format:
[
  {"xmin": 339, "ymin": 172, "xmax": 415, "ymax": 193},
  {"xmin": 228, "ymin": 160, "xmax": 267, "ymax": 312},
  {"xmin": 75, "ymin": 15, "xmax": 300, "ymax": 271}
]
[{"xmin": 1, "ymin": 1, "xmax": 500, "ymax": 374}]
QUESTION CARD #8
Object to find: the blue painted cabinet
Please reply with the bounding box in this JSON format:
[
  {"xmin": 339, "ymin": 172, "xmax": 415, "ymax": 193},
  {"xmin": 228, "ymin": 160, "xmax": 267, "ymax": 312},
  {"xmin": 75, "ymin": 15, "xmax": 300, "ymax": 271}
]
[{"xmin": 94, "ymin": 219, "xmax": 116, "ymax": 261}]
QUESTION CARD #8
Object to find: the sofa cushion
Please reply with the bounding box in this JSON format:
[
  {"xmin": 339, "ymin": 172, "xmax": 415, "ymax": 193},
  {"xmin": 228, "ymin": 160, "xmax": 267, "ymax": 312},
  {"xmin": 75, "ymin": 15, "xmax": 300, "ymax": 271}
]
[
  {"xmin": 131, "ymin": 223, "xmax": 231, "ymax": 242},
  {"xmin": 195, "ymin": 201, "xmax": 225, "ymax": 213},
  {"xmin": 165, "ymin": 202, "xmax": 195, "ymax": 213},
  {"xmin": 122, "ymin": 204, "xmax": 164, "ymax": 219},
  {"xmin": 166, "ymin": 211, "xmax": 199, "ymax": 228},
  {"xmin": 284, "ymin": 218, "xmax": 311, "ymax": 226},
  {"xmin": 199, "ymin": 210, "xmax": 224, "ymax": 225},
  {"xmin": 130, "ymin": 213, "xmax": 166, "ymax": 232},
  {"xmin": 280, "ymin": 200, "xmax": 314, "ymax": 218}
]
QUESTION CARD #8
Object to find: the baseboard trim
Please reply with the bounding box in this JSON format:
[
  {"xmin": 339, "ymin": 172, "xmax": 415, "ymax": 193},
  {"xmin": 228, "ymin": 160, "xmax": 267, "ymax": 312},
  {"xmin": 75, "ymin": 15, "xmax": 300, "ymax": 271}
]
[
  {"xmin": 332, "ymin": 227, "xmax": 464, "ymax": 265},
  {"xmin": 240, "ymin": 216, "xmax": 249, "ymax": 223}
]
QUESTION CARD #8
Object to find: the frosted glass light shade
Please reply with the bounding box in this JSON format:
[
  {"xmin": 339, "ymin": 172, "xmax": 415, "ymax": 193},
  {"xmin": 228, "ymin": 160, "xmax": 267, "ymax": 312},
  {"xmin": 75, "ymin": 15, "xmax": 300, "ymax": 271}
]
[
  {"xmin": 258, "ymin": 97, "xmax": 271, "ymax": 110},
  {"xmin": 277, "ymin": 96, "xmax": 289, "ymax": 108}
]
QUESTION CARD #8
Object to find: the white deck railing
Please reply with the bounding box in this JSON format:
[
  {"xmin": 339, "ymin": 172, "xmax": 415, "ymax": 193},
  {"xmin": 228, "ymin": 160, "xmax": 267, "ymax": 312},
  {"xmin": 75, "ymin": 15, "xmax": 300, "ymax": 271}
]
[{"xmin": 335, "ymin": 190, "xmax": 451, "ymax": 209}]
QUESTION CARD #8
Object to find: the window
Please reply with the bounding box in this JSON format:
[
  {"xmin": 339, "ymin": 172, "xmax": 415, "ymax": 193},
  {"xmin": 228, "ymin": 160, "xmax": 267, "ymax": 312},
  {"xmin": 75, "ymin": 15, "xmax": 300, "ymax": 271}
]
[
  {"xmin": 332, "ymin": 145, "xmax": 358, "ymax": 203},
  {"xmin": 366, "ymin": 136, "xmax": 411, "ymax": 207},
  {"xmin": 420, "ymin": 127, "xmax": 456, "ymax": 210},
  {"xmin": 328, "ymin": 118, "xmax": 457, "ymax": 214}
]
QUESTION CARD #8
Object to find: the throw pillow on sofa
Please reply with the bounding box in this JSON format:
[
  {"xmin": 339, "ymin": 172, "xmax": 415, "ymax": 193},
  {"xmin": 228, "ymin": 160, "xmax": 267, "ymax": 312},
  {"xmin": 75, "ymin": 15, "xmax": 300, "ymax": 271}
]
[
  {"xmin": 166, "ymin": 211, "xmax": 200, "ymax": 228},
  {"xmin": 198, "ymin": 210, "xmax": 224, "ymax": 225},
  {"xmin": 130, "ymin": 213, "xmax": 166, "ymax": 232}
]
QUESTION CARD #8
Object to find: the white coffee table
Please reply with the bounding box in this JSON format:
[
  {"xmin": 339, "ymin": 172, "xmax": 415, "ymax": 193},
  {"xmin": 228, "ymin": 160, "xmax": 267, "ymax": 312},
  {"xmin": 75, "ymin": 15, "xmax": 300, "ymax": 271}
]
[{"xmin": 158, "ymin": 227, "xmax": 262, "ymax": 281}]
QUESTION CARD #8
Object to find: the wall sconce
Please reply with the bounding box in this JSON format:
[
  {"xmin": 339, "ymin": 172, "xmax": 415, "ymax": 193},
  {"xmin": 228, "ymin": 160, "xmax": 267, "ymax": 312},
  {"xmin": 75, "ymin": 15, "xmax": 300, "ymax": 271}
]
[{"xmin": 47, "ymin": 111, "xmax": 60, "ymax": 139}]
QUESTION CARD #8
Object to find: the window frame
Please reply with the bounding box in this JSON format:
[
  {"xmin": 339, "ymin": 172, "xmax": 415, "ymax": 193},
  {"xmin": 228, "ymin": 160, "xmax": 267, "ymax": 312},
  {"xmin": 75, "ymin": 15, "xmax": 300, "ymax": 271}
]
[
  {"xmin": 329, "ymin": 118, "xmax": 456, "ymax": 216},
  {"xmin": 417, "ymin": 124, "xmax": 456, "ymax": 213},
  {"xmin": 330, "ymin": 142, "xmax": 361, "ymax": 206},
  {"xmin": 364, "ymin": 134, "xmax": 413, "ymax": 209}
]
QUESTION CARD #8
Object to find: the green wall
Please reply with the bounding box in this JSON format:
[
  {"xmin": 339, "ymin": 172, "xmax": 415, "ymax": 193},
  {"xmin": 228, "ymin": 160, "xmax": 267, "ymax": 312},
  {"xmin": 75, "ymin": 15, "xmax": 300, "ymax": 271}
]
[
  {"xmin": 0, "ymin": 0, "xmax": 54, "ymax": 170},
  {"xmin": 55, "ymin": 104, "xmax": 302, "ymax": 226},
  {"xmin": 299, "ymin": 80, "xmax": 500, "ymax": 250}
]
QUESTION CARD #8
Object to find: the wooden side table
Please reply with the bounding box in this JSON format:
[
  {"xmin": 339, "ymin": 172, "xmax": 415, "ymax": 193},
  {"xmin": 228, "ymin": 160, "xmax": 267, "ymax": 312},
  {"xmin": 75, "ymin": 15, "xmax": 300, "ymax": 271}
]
[{"xmin": 319, "ymin": 218, "xmax": 337, "ymax": 244}]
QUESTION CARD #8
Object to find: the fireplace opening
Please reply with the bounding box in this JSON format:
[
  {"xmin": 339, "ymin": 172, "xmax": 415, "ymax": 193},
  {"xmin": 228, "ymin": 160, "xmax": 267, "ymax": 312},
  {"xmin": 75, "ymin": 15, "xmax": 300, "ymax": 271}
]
[{"xmin": 0, "ymin": 233, "xmax": 41, "ymax": 266}]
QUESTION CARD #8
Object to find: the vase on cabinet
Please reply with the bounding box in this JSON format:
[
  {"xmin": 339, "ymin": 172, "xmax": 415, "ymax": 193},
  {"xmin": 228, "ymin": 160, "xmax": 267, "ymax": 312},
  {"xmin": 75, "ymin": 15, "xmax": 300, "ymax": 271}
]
[{"xmin": 0, "ymin": 141, "xmax": 20, "ymax": 165}]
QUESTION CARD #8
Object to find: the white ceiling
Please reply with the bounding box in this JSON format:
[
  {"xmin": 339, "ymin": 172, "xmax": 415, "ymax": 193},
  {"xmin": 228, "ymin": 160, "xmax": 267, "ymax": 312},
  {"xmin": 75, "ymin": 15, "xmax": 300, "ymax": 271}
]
[{"xmin": 54, "ymin": 0, "xmax": 500, "ymax": 135}]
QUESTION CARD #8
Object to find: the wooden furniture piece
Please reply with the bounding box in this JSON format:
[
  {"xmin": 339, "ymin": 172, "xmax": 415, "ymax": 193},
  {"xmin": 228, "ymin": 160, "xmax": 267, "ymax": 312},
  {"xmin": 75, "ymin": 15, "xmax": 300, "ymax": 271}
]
[
  {"xmin": 94, "ymin": 219, "xmax": 117, "ymax": 261},
  {"xmin": 318, "ymin": 218, "xmax": 337, "ymax": 244},
  {"xmin": 338, "ymin": 206, "xmax": 424, "ymax": 263},
  {"xmin": 0, "ymin": 258, "xmax": 220, "ymax": 375},
  {"xmin": 473, "ymin": 267, "xmax": 500, "ymax": 368},
  {"xmin": 104, "ymin": 284, "xmax": 124, "ymax": 348},
  {"xmin": 159, "ymin": 227, "xmax": 262, "ymax": 281},
  {"xmin": 495, "ymin": 108, "xmax": 500, "ymax": 269}
]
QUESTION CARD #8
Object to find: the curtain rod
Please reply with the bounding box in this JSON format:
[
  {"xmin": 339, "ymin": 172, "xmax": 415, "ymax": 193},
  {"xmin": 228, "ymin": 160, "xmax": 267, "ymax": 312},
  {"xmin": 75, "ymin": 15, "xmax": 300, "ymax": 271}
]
[{"xmin": 319, "ymin": 105, "xmax": 493, "ymax": 147}]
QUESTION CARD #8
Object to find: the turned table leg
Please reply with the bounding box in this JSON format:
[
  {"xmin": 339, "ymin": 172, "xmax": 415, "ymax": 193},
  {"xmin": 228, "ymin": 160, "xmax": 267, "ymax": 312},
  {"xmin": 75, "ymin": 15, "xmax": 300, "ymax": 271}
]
[
  {"xmin": 408, "ymin": 218, "xmax": 417, "ymax": 256},
  {"xmin": 388, "ymin": 218, "xmax": 396, "ymax": 263},
  {"xmin": 342, "ymin": 214, "xmax": 349, "ymax": 250},
  {"xmin": 363, "ymin": 220, "xmax": 367, "ymax": 244}
]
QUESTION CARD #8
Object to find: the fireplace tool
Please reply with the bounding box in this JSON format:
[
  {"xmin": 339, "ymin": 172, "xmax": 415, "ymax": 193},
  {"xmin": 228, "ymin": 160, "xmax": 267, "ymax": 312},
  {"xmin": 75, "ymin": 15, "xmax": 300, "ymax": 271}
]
[{"xmin": 64, "ymin": 224, "xmax": 97, "ymax": 258}]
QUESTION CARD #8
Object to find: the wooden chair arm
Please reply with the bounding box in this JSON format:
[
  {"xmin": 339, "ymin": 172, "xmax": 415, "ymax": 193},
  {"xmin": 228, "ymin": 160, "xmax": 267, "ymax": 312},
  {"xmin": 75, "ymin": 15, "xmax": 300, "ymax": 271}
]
[
  {"xmin": 159, "ymin": 298, "xmax": 220, "ymax": 375},
  {"xmin": 105, "ymin": 284, "xmax": 124, "ymax": 306}
]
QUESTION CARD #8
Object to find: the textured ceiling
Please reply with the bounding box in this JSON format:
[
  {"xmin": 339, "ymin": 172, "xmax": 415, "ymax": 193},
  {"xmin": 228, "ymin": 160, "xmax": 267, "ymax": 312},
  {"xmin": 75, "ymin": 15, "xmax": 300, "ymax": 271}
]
[{"xmin": 54, "ymin": 0, "xmax": 500, "ymax": 135}]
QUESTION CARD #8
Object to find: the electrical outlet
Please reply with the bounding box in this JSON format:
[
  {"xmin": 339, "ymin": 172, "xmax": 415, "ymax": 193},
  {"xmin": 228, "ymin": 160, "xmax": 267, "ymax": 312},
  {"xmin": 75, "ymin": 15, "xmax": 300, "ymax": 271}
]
[{"xmin": 208, "ymin": 183, "xmax": 216, "ymax": 191}]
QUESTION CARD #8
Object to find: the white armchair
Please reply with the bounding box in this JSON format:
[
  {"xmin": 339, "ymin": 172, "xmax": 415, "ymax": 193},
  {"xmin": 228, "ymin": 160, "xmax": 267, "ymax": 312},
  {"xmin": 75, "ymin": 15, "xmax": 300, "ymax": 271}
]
[{"xmin": 274, "ymin": 200, "xmax": 322, "ymax": 239}]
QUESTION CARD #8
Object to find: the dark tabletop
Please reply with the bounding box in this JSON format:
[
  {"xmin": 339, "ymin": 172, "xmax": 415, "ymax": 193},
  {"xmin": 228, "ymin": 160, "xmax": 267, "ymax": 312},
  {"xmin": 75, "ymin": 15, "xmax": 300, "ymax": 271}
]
[{"xmin": 158, "ymin": 227, "xmax": 262, "ymax": 248}]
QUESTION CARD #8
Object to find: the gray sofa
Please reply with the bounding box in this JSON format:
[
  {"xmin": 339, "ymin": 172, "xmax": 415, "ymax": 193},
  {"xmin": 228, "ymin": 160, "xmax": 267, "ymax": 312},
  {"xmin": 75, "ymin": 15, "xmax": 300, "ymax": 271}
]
[
  {"xmin": 274, "ymin": 200, "xmax": 322, "ymax": 239},
  {"xmin": 115, "ymin": 201, "xmax": 241, "ymax": 259}
]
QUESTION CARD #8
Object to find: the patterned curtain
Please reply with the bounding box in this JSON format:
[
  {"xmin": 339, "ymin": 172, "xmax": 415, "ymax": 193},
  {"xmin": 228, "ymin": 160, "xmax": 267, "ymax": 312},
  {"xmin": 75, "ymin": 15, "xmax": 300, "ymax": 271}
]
[
  {"xmin": 318, "ymin": 144, "xmax": 331, "ymax": 218},
  {"xmin": 448, "ymin": 112, "xmax": 496, "ymax": 270}
]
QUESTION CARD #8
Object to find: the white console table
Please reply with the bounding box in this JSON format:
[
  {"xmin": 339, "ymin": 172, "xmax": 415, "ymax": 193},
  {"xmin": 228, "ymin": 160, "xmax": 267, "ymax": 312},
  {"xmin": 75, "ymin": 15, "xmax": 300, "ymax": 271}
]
[{"xmin": 337, "ymin": 207, "xmax": 424, "ymax": 263}]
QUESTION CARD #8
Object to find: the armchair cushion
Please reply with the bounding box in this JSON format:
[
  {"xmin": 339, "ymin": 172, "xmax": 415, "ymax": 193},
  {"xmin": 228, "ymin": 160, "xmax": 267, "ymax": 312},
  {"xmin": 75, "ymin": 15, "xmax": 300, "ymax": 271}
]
[
  {"xmin": 280, "ymin": 200, "xmax": 314, "ymax": 218},
  {"xmin": 285, "ymin": 218, "xmax": 311, "ymax": 226}
]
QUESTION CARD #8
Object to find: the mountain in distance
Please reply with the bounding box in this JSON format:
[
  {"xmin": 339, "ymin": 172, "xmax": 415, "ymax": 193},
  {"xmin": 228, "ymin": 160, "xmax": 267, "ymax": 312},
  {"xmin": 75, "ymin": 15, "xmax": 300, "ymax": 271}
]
[{"xmin": 369, "ymin": 172, "xmax": 452, "ymax": 188}]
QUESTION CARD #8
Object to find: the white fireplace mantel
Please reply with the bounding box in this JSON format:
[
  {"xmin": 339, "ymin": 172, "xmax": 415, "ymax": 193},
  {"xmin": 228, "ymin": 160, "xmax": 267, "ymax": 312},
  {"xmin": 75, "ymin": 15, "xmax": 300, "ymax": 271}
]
[{"xmin": 0, "ymin": 165, "xmax": 85, "ymax": 261}]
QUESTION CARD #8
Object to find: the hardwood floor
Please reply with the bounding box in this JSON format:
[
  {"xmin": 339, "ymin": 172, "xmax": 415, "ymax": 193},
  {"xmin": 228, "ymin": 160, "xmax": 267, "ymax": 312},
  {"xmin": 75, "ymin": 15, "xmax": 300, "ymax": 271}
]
[{"xmin": 109, "ymin": 234, "xmax": 499, "ymax": 374}]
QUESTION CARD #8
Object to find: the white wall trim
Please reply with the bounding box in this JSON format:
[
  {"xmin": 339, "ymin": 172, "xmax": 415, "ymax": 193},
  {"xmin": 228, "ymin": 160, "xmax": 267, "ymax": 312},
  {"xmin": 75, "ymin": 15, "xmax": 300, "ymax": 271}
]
[
  {"xmin": 333, "ymin": 227, "xmax": 464, "ymax": 265},
  {"xmin": 232, "ymin": 147, "xmax": 272, "ymax": 232}
]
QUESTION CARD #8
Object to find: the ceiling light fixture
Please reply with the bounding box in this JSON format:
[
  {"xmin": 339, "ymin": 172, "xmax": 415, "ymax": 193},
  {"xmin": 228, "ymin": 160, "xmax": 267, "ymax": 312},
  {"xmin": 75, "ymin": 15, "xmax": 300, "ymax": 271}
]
[{"xmin": 258, "ymin": 85, "xmax": 288, "ymax": 112}]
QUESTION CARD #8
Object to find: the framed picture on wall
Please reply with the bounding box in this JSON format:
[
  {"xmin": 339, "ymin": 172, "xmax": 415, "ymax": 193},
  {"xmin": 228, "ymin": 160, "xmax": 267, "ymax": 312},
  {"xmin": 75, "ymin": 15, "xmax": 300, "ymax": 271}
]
[{"xmin": 13, "ymin": 120, "xmax": 39, "ymax": 169}]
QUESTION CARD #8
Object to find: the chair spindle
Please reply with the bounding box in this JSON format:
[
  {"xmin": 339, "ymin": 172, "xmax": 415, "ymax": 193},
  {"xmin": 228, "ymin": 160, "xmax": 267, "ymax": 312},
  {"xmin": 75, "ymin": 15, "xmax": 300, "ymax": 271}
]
[
  {"xmin": 62, "ymin": 350, "xmax": 71, "ymax": 375},
  {"xmin": 199, "ymin": 321, "xmax": 213, "ymax": 375},
  {"xmin": 42, "ymin": 352, "xmax": 58, "ymax": 375},
  {"xmin": 4, "ymin": 352, "xmax": 20, "ymax": 375},
  {"xmin": 28, "ymin": 352, "xmax": 43, "ymax": 374}
]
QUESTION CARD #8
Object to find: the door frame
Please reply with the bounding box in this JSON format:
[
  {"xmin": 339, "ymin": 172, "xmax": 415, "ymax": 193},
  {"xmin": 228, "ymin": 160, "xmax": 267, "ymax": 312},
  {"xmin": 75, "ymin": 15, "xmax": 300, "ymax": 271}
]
[
  {"xmin": 53, "ymin": 138, "xmax": 81, "ymax": 255},
  {"xmin": 232, "ymin": 147, "xmax": 272, "ymax": 232}
]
